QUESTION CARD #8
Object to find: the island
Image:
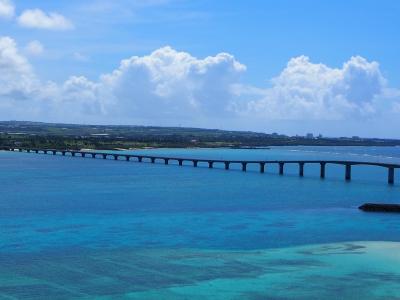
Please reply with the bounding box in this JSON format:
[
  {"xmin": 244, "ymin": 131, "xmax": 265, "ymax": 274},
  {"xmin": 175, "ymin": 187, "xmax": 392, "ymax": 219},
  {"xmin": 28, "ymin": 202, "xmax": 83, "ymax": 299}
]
[{"xmin": 1, "ymin": 121, "xmax": 400, "ymax": 150}]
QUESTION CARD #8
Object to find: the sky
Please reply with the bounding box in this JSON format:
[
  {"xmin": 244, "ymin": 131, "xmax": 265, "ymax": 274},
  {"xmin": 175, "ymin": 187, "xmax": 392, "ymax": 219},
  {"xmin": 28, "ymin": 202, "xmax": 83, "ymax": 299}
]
[{"xmin": 1, "ymin": 0, "xmax": 400, "ymax": 138}]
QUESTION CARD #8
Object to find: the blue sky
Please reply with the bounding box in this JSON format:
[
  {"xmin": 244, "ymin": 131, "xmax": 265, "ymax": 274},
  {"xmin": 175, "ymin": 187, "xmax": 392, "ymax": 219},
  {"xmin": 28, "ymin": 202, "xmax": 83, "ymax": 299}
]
[{"xmin": 1, "ymin": 0, "xmax": 400, "ymax": 137}]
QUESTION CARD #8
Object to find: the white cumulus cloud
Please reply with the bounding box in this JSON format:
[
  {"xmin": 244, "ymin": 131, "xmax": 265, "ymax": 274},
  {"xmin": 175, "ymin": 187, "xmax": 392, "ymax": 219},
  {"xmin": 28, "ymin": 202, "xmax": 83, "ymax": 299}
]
[
  {"xmin": 0, "ymin": 0, "xmax": 14, "ymax": 19},
  {"xmin": 25, "ymin": 40, "xmax": 44, "ymax": 56},
  {"xmin": 0, "ymin": 40, "xmax": 245, "ymax": 123},
  {"xmin": 239, "ymin": 55, "xmax": 388, "ymax": 120},
  {"xmin": 98, "ymin": 46, "xmax": 246, "ymax": 119},
  {"xmin": 0, "ymin": 37, "xmax": 38, "ymax": 98},
  {"xmin": 17, "ymin": 9, "xmax": 74, "ymax": 30},
  {"xmin": 0, "ymin": 37, "xmax": 49, "ymax": 120}
]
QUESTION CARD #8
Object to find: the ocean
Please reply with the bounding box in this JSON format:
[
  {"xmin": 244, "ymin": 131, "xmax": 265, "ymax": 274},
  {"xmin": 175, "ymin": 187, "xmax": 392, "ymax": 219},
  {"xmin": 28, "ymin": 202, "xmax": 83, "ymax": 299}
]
[{"xmin": 1, "ymin": 146, "xmax": 400, "ymax": 299}]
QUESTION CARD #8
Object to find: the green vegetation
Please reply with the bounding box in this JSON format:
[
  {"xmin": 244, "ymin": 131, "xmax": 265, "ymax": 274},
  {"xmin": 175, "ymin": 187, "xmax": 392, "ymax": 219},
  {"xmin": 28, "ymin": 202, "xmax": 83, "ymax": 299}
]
[{"xmin": 1, "ymin": 121, "xmax": 400, "ymax": 150}]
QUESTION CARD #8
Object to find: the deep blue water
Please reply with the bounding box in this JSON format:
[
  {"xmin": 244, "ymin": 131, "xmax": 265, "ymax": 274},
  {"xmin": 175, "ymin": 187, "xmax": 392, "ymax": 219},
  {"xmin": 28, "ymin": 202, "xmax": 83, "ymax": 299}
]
[
  {"xmin": 1, "ymin": 146, "xmax": 400, "ymax": 252},
  {"xmin": 1, "ymin": 147, "xmax": 400, "ymax": 299}
]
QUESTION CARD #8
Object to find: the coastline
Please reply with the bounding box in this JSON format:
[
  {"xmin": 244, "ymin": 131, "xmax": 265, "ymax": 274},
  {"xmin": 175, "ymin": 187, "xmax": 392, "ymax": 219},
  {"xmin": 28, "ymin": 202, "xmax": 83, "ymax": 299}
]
[{"xmin": 78, "ymin": 145, "xmax": 398, "ymax": 152}]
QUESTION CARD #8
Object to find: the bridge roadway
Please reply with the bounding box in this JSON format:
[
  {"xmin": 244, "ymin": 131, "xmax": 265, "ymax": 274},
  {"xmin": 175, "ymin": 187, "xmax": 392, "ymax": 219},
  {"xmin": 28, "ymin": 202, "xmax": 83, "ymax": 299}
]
[{"xmin": 4, "ymin": 148, "xmax": 400, "ymax": 184}]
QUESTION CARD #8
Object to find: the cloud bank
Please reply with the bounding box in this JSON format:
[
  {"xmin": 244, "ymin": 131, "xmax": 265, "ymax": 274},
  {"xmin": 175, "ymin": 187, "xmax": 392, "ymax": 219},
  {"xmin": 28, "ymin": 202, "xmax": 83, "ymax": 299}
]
[
  {"xmin": 0, "ymin": 35, "xmax": 399, "ymax": 136},
  {"xmin": 239, "ymin": 55, "xmax": 388, "ymax": 120}
]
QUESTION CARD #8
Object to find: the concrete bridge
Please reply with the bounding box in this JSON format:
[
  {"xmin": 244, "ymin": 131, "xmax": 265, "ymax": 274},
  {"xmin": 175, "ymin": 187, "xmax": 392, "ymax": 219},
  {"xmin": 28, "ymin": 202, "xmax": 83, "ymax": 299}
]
[{"xmin": 4, "ymin": 148, "xmax": 400, "ymax": 184}]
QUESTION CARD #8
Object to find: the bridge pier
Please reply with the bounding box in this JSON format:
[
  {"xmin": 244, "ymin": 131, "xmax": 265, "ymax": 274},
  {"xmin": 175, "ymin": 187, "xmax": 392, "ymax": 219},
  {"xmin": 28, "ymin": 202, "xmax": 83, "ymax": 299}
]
[
  {"xmin": 151, "ymin": 157, "xmax": 155, "ymax": 163},
  {"xmin": 193, "ymin": 160, "xmax": 198, "ymax": 167},
  {"xmin": 242, "ymin": 162, "xmax": 247, "ymax": 172},
  {"xmin": 208, "ymin": 161, "xmax": 214, "ymax": 168},
  {"xmin": 113, "ymin": 155, "xmax": 118, "ymax": 160},
  {"xmin": 52, "ymin": 150, "xmax": 57, "ymax": 155},
  {"xmin": 299, "ymin": 163, "xmax": 304, "ymax": 177},
  {"xmin": 138, "ymin": 156, "xmax": 143, "ymax": 163},
  {"xmin": 62, "ymin": 151, "xmax": 65, "ymax": 156},
  {"xmin": 164, "ymin": 158, "xmax": 169, "ymax": 165},
  {"xmin": 345, "ymin": 164, "xmax": 351, "ymax": 181},
  {"xmin": 178, "ymin": 159, "xmax": 183, "ymax": 166},
  {"xmin": 320, "ymin": 162, "xmax": 326, "ymax": 179},
  {"xmin": 71, "ymin": 152, "xmax": 75, "ymax": 157},
  {"xmin": 125, "ymin": 156, "xmax": 130, "ymax": 161},
  {"xmin": 260, "ymin": 163, "xmax": 265, "ymax": 173},
  {"xmin": 225, "ymin": 162, "xmax": 230, "ymax": 170},
  {"xmin": 102, "ymin": 154, "xmax": 107, "ymax": 159},
  {"xmin": 388, "ymin": 167, "xmax": 395, "ymax": 185},
  {"xmin": 279, "ymin": 162, "xmax": 284, "ymax": 175}
]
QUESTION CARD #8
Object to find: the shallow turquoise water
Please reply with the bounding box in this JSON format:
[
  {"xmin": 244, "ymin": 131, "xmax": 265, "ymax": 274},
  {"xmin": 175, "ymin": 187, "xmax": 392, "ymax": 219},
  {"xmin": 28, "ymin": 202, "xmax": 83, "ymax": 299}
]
[{"xmin": 1, "ymin": 147, "xmax": 400, "ymax": 299}]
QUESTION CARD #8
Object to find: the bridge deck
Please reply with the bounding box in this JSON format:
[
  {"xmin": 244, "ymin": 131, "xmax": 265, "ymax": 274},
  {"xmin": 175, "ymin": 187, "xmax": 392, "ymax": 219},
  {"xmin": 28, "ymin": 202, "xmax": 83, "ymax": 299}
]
[{"xmin": 3, "ymin": 148, "xmax": 400, "ymax": 184}]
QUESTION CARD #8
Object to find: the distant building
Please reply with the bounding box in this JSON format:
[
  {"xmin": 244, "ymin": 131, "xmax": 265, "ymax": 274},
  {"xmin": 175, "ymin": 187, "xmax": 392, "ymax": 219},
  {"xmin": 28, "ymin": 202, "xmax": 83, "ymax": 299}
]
[{"xmin": 306, "ymin": 133, "xmax": 314, "ymax": 139}]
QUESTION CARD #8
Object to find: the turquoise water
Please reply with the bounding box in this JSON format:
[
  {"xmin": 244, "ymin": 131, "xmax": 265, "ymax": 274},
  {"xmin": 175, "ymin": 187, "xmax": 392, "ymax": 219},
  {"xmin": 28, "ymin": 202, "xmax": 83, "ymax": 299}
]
[{"xmin": 1, "ymin": 146, "xmax": 400, "ymax": 299}]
